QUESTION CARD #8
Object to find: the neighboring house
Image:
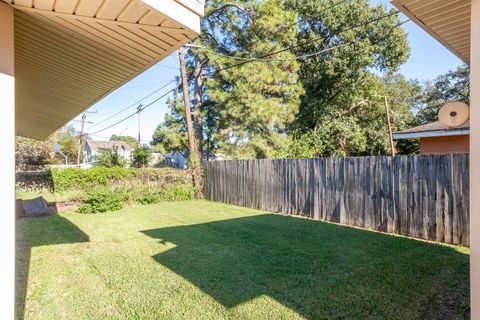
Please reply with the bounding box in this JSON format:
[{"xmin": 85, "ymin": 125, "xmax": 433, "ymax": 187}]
[
  {"xmin": 164, "ymin": 150, "xmax": 223, "ymax": 169},
  {"xmin": 171, "ymin": 150, "xmax": 188, "ymax": 169},
  {"xmin": 394, "ymin": 121, "xmax": 470, "ymax": 155},
  {"xmin": 83, "ymin": 140, "xmax": 132, "ymax": 165},
  {"xmin": 163, "ymin": 153, "xmax": 174, "ymax": 167}
]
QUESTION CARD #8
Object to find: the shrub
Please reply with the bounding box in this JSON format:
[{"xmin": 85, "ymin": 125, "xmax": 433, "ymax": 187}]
[
  {"xmin": 138, "ymin": 186, "xmax": 194, "ymax": 205},
  {"xmin": 96, "ymin": 148, "xmax": 127, "ymax": 168},
  {"xmin": 132, "ymin": 145, "xmax": 152, "ymax": 168},
  {"xmin": 51, "ymin": 167, "xmax": 134, "ymax": 192},
  {"xmin": 17, "ymin": 167, "xmax": 195, "ymax": 213},
  {"xmin": 50, "ymin": 167, "xmax": 190, "ymax": 193},
  {"xmin": 78, "ymin": 191, "xmax": 126, "ymax": 214}
]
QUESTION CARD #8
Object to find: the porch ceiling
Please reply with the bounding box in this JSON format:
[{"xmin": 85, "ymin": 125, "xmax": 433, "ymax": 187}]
[
  {"xmin": 2, "ymin": 0, "xmax": 202, "ymax": 139},
  {"xmin": 391, "ymin": 0, "xmax": 471, "ymax": 64}
]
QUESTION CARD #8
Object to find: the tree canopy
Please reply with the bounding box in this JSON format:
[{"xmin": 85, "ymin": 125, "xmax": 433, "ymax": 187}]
[
  {"xmin": 151, "ymin": 0, "xmax": 465, "ymax": 159},
  {"xmin": 153, "ymin": 0, "xmax": 304, "ymax": 158},
  {"xmin": 416, "ymin": 65, "xmax": 470, "ymax": 124},
  {"xmin": 110, "ymin": 135, "xmax": 139, "ymax": 149},
  {"xmin": 151, "ymin": 95, "xmax": 188, "ymax": 154},
  {"xmin": 132, "ymin": 145, "xmax": 152, "ymax": 168},
  {"xmin": 96, "ymin": 147, "xmax": 127, "ymax": 168},
  {"xmin": 16, "ymin": 125, "xmax": 80, "ymax": 169}
]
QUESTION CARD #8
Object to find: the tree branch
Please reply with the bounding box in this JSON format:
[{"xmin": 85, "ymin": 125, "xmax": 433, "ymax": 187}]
[{"xmin": 206, "ymin": 3, "xmax": 254, "ymax": 19}]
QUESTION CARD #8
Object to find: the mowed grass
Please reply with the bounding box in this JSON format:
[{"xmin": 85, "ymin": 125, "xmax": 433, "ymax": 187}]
[{"xmin": 16, "ymin": 200, "xmax": 469, "ymax": 320}]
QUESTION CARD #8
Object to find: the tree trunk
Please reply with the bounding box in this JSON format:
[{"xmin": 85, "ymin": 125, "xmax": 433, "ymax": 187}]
[{"xmin": 193, "ymin": 55, "xmax": 205, "ymax": 156}]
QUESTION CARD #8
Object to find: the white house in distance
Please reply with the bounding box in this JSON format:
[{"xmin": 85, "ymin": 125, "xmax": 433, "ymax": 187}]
[
  {"xmin": 83, "ymin": 140, "xmax": 133, "ymax": 165},
  {"xmin": 0, "ymin": 0, "xmax": 204, "ymax": 317}
]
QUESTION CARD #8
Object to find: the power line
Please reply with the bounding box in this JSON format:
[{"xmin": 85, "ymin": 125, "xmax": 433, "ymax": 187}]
[
  {"xmin": 196, "ymin": 42, "xmax": 353, "ymax": 62},
  {"xmin": 88, "ymin": 87, "xmax": 176, "ymax": 136},
  {"xmin": 201, "ymin": 0, "xmax": 351, "ymax": 67},
  {"xmin": 154, "ymin": 63, "xmax": 180, "ymax": 71},
  {"xmin": 90, "ymin": 133, "xmax": 151, "ymax": 143},
  {"xmin": 85, "ymin": 12, "xmax": 407, "ymax": 137},
  {"xmin": 201, "ymin": 10, "xmax": 402, "ymax": 76},
  {"xmin": 118, "ymin": 81, "xmax": 167, "ymax": 90},
  {"xmin": 86, "ymin": 80, "xmax": 176, "ymax": 131},
  {"xmin": 202, "ymin": 18, "xmax": 410, "ymax": 63}
]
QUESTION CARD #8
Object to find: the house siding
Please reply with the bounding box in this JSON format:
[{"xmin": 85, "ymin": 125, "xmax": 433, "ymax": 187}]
[{"xmin": 420, "ymin": 135, "xmax": 469, "ymax": 154}]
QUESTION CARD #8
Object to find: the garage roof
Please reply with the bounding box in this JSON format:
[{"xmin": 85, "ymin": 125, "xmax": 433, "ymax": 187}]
[{"xmin": 393, "ymin": 121, "xmax": 470, "ymax": 139}]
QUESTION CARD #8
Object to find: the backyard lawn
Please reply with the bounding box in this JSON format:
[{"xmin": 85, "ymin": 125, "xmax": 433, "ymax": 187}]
[{"xmin": 16, "ymin": 200, "xmax": 469, "ymax": 320}]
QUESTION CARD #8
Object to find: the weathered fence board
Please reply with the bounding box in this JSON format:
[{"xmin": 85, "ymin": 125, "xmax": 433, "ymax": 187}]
[{"xmin": 203, "ymin": 154, "xmax": 470, "ymax": 246}]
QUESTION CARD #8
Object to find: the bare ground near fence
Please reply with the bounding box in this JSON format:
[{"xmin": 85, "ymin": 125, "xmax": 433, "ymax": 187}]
[{"xmin": 203, "ymin": 154, "xmax": 469, "ymax": 246}]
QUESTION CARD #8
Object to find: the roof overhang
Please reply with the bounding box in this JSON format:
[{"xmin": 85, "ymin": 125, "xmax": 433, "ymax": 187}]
[
  {"xmin": 393, "ymin": 129, "xmax": 470, "ymax": 139},
  {"xmin": 391, "ymin": 0, "xmax": 471, "ymax": 64},
  {"xmin": 3, "ymin": 0, "xmax": 204, "ymax": 139}
]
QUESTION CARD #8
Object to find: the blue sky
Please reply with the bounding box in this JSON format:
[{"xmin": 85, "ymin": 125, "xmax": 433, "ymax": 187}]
[{"xmin": 76, "ymin": 0, "xmax": 465, "ymax": 143}]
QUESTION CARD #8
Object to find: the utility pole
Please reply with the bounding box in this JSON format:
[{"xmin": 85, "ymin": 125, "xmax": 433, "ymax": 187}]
[
  {"xmin": 383, "ymin": 96, "xmax": 396, "ymax": 157},
  {"xmin": 137, "ymin": 104, "xmax": 143, "ymax": 144},
  {"xmin": 75, "ymin": 112, "xmax": 95, "ymax": 167},
  {"xmin": 179, "ymin": 46, "xmax": 202, "ymax": 199}
]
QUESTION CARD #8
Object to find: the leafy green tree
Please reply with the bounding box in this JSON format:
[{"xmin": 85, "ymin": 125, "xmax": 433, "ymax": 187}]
[
  {"xmin": 96, "ymin": 147, "xmax": 126, "ymax": 168},
  {"xmin": 156, "ymin": 0, "xmax": 414, "ymax": 159},
  {"xmin": 151, "ymin": 95, "xmax": 188, "ymax": 154},
  {"xmin": 275, "ymin": 73, "xmax": 420, "ymax": 157},
  {"xmin": 110, "ymin": 135, "xmax": 139, "ymax": 149},
  {"xmin": 15, "ymin": 136, "xmax": 53, "ymax": 170},
  {"xmin": 132, "ymin": 145, "xmax": 152, "ymax": 168},
  {"xmin": 56, "ymin": 126, "xmax": 79, "ymax": 163},
  {"xmin": 199, "ymin": 0, "xmax": 304, "ymax": 158},
  {"xmin": 16, "ymin": 126, "xmax": 81, "ymax": 169},
  {"xmin": 152, "ymin": 0, "xmax": 304, "ymax": 159},
  {"xmin": 285, "ymin": 0, "xmax": 410, "ymax": 155},
  {"xmin": 416, "ymin": 65, "xmax": 470, "ymax": 124}
]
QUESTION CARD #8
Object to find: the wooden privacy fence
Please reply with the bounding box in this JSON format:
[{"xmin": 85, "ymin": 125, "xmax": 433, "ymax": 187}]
[{"xmin": 203, "ymin": 154, "xmax": 469, "ymax": 246}]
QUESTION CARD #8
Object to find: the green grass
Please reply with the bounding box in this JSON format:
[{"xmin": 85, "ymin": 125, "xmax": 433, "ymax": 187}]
[
  {"xmin": 16, "ymin": 201, "xmax": 470, "ymax": 320},
  {"xmin": 15, "ymin": 188, "xmax": 85, "ymax": 203}
]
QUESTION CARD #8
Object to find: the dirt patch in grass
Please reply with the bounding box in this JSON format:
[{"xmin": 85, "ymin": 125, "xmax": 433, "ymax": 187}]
[{"xmin": 422, "ymin": 261, "xmax": 470, "ymax": 320}]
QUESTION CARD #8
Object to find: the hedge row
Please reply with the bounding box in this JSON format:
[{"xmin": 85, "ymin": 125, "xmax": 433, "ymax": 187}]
[
  {"xmin": 17, "ymin": 167, "xmax": 195, "ymax": 213},
  {"xmin": 50, "ymin": 167, "xmax": 191, "ymax": 192}
]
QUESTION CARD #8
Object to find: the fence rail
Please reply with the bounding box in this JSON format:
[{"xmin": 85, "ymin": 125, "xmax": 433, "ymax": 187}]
[{"xmin": 204, "ymin": 155, "xmax": 469, "ymax": 246}]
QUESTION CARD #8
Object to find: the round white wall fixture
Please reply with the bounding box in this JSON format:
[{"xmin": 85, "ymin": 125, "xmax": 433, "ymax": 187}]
[{"xmin": 438, "ymin": 102, "xmax": 470, "ymax": 128}]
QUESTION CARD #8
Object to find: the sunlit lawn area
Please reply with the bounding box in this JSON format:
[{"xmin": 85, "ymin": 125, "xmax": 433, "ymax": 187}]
[{"xmin": 16, "ymin": 200, "xmax": 469, "ymax": 320}]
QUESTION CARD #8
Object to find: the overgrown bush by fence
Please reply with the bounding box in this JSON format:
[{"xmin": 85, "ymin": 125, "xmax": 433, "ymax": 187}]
[
  {"xmin": 49, "ymin": 167, "xmax": 191, "ymax": 192},
  {"xmin": 204, "ymin": 155, "xmax": 469, "ymax": 246},
  {"xmin": 16, "ymin": 167, "xmax": 194, "ymax": 213}
]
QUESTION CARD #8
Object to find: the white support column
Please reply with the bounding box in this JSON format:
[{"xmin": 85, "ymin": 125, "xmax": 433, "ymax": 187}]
[
  {"xmin": 0, "ymin": 2, "xmax": 15, "ymax": 319},
  {"xmin": 472, "ymin": 0, "xmax": 480, "ymax": 319}
]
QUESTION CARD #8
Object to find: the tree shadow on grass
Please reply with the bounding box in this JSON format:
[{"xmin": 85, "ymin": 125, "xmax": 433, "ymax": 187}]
[
  {"xmin": 16, "ymin": 214, "xmax": 89, "ymax": 320},
  {"xmin": 142, "ymin": 213, "xmax": 470, "ymax": 319}
]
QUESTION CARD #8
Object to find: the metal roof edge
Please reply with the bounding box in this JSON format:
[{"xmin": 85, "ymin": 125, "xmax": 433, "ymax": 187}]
[{"xmin": 393, "ymin": 129, "xmax": 470, "ymax": 139}]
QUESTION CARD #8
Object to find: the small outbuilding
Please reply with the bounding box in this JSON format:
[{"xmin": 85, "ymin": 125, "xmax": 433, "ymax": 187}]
[{"xmin": 393, "ymin": 121, "xmax": 469, "ymax": 155}]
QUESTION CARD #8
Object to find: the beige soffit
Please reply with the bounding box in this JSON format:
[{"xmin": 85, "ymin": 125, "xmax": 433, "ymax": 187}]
[
  {"xmin": 2, "ymin": 0, "xmax": 203, "ymax": 139},
  {"xmin": 391, "ymin": 0, "xmax": 471, "ymax": 64}
]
